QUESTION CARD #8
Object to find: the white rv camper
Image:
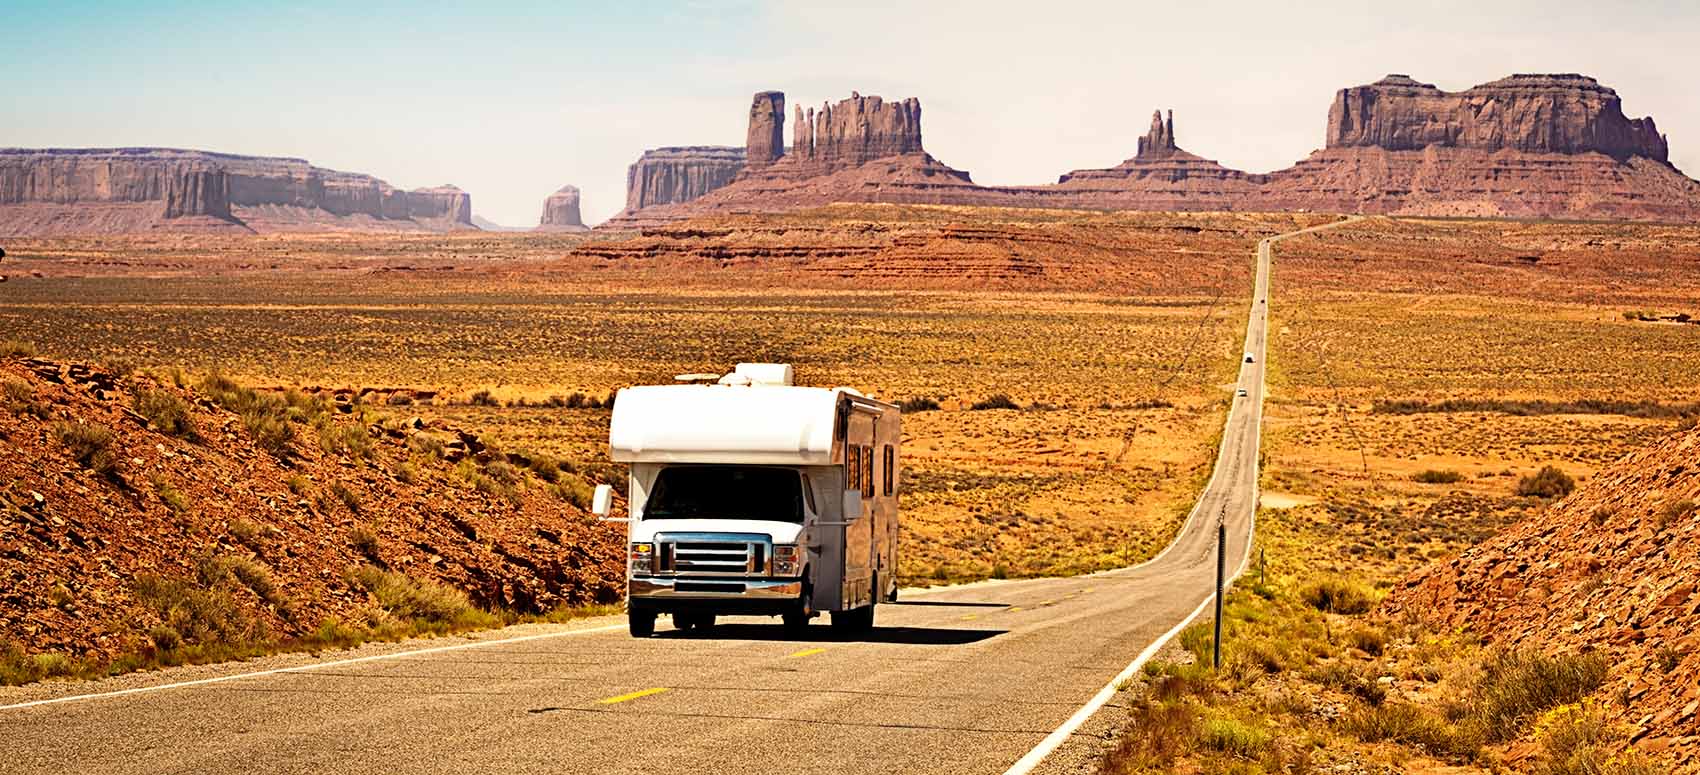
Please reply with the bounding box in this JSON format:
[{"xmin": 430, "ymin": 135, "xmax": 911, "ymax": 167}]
[{"xmin": 604, "ymin": 363, "xmax": 900, "ymax": 637}]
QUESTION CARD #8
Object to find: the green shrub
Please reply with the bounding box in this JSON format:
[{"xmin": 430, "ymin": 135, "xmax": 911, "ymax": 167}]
[
  {"xmin": 1517, "ymin": 465, "xmax": 1576, "ymax": 499},
  {"xmin": 349, "ymin": 525, "xmax": 380, "ymax": 561},
  {"xmin": 199, "ymin": 555, "xmax": 285, "ymax": 610},
  {"xmin": 525, "ymin": 452, "xmax": 563, "ymax": 483},
  {"xmin": 55, "ymin": 421, "xmax": 119, "ymax": 477},
  {"xmin": 228, "ymin": 518, "xmax": 260, "ymax": 545},
  {"xmin": 0, "ymin": 340, "xmax": 38, "ymax": 358},
  {"xmin": 199, "ymin": 374, "xmax": 296, "ymax": 455},
  {"xmin": 349, "ymin": 566, "xmax": 492, "ymax": 628},
  {"xmin": 1342, "ymin": 701, "xmax": 1477, "ymax": 757},
  {"xmin": 970, "ymin": 393, "xmax": 1020, "ymax": 411},
  {"xmin": 1467, "ymin": 650, "xmax": 1608, "ymax": 743},
  {"xmin": 317, "ymin": 420, "xmax": 373, "ymax": 459},
  {"xmin": 408, "ymin": 433, "xmax": 447, "ymax": 458},
  {"xmin": 134, "ymin": 572, "xmax": 265, "ymax": 649},
  {"xmin": 1198, "ymin": 715, "xmax": 1269, "ymax": 757},
  {"xmin": 1299, "ymin": 577, "xmax": 1376, "ymax": 614},
  {"xmin": 899, "ymin": 396, "xmax": 942, "ymax": 412},
  {"xmin": 133, "ymin": 388, "xmax": 197, "ymax": 438},
  {"xmin": 303, "ymin": 618, "xmax": 365, "ymax": 650},
  {"xmin": 148, "ymin": 625, "xmax": 183, "ymax": 653},
  {"xmin": 468, "ymin": 390, "xmax": 498, "ymax": 407},
  {"xmin": 330, "ymin": 482, "xmax": 362, "ymax": 514},
  {"xmin": 151, "ymin": 475, "xmax": 189, "ymax": 514},
  {"xmin": 285, "ymin": 474, "xmax": 310, "ymax": 496},
  {"xmin": 1346, "ymin": 626, "xmax": 1387, "ymax": 656},
  {"xmin": 484, "ymin": 460, "xmax": 522, "ymax": 485},
  {"xmin": 1098, "ymin": 698, "xmax": 1195, "ymax": 771},
  {"xmin": 1411, "ymin": 469, "xmax": 1464, "ymax": 484},
  {"xmin": 1655, "ymin": 499, "xmax": 1696, "ymax": 532},
  {"xmin": 553, "ymin": 478, "xmax": 595, "ymax": 510},
  {"xmin": 1309, "ymin": 660, "xmax": 1387, "ymax": 706},
  {"xmin": 2, "ymin": 378, "xmax": 50, "ymax": 419},
  {"xmin": 1534, "ymin": 704, "xmax": 1661, "ymax": 775}
]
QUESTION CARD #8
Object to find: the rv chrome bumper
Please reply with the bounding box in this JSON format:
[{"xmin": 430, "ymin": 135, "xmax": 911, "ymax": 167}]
[{"xmin": 630, "ymin": 577, "xmax": 803, "ymax": 600}]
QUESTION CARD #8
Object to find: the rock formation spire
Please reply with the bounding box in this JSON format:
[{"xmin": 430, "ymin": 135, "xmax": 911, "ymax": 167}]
[
  {"xmin": 745, "ymin": 91, "xmax": 785, "ymax": 169},
  {"xmin": 1137, "ymin": 109, "xmax": 1178, "ymax": 158}
]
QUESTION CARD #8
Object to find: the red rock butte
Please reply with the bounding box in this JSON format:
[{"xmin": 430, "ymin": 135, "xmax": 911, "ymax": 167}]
[{"xmin": 607, "ymin": 74, "xmax": 1700, "ymax": 227}]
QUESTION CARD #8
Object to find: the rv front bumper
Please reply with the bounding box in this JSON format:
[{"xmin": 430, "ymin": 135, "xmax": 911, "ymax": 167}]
[
  {"xmin": 628, "ymin": 577, "xmax": 804, "ymax": 616},
  {"xmin": 630, "ymin": 577, "xmax": 802, "ymax": 599}
]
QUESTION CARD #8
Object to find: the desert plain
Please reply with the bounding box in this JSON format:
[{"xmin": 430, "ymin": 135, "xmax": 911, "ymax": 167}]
[{"xmin": 3, "ymin": 206, "xmax": 1698, "ymax": 772}]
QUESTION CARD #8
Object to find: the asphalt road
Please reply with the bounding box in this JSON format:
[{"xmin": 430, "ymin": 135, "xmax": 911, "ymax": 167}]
[{"xmin": 0, "ymin": 221, "xmax": 1347, "ymax": 775}]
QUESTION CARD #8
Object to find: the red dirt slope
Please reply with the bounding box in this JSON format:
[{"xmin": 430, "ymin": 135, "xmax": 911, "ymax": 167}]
[
  {"xmin": 1388, "ymin": 424, "xmax": 1700, "ymax": 766},
  {"xmin": 1, "ymin": 356, "xmax": 622, "ymax": 667}
]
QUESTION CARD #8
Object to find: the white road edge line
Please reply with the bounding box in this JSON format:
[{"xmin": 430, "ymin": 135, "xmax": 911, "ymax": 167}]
[
  {"xmin": 0, "ymin": 623, "xmax": 626, "ymax": 712},
  {"xmin": 1002, "ymin": 499, "xmax": 1260, "ymax": 775}
]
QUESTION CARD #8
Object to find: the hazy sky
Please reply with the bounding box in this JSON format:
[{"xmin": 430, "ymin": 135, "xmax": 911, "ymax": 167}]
[{"xmin": 5, "ymin": 0, "xmax": 1696, "ymax": 226}]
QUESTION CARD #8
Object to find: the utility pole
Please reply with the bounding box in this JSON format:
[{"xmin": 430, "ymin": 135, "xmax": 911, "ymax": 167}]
[{"xmin": 1213, "ymin": 516, "xmax": 1226, "ymax": 670}]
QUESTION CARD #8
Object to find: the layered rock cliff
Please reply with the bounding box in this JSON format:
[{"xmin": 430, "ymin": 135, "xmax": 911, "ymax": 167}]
[
  {"xmin": 537, "ymin": 184, "xmax": 586, "ymax": 231},
  {"xmin": 1328, "ymin": 74, "xmax": 1668, "ymax": 161},
  {"xmin": 1255, "ymin": 73, "xmax": 1700, "ymax": 219},
  {"xmin": 0, "ymin": 148, "xmax": 476, "ymax": 236},
  {"xmin": 621, "ymin": 146, "xmax": 746, "ymax": 212}
]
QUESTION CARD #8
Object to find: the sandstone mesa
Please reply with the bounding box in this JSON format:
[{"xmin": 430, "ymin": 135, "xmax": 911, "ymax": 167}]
[{"xmin": 609, "ymin": 73, "xmax": 1700, "ymax": 227}]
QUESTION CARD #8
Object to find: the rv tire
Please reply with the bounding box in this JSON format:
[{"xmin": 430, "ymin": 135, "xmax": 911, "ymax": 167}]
[{"xmin": 628, "ymin": 610, "xmax": 656, "ymax": 638}]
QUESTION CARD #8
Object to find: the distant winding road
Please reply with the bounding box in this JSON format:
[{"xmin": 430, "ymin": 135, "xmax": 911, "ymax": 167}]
[{"xmin": 0, "ymin": 219, "xmax": 1353, "ymax": 775}]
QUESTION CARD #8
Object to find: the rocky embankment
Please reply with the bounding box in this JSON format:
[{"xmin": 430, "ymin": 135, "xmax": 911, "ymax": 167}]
[
  {"xmin": 0, "ymin": 148, "xmax": 475, "ymax": 236},
  {"xmin": 0, "ymin": 356, "xmax": 623, "ymax": 668},
  {"xmin": 1387, "ymin": 423, "xmax": 1700, "ymax": 767}
]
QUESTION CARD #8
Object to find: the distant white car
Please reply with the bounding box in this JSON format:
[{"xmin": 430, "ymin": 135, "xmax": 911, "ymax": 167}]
[
  {"xmin": 1244, "ymin": 353, "xmax": 1255, "ymax": 363},
  {"xmin": 1236, "ymin": 388, "xmax": 1248, "ymax": 397}
]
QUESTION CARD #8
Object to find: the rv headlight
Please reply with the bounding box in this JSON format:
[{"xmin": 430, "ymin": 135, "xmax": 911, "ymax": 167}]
[
  {"xmin": 772, "ymin": 544, "xmax": 802, "ymax": 577},
  {"xmin": 630, "ymin": 542, "xmax": 654, "ymax": 574}
]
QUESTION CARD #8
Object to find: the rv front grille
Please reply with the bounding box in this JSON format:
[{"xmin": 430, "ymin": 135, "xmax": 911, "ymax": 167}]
[{"xmin": 658, "ymin": 538, "xmax": 767, "ymax": 576}]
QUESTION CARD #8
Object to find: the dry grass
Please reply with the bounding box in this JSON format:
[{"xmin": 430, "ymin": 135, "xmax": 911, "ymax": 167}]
[
  {"xmin": 0, "ymin": 218, "xmax": 1269, "ymax": 583},
  {"xmin": 54, "ymin": 421, "xmax": 119, "ymax": 478}
]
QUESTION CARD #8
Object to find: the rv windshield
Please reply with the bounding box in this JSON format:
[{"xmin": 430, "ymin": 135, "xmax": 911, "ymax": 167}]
[{"xmin": 644, "ymin": 465, "xmax": 806, "ymax": 522}]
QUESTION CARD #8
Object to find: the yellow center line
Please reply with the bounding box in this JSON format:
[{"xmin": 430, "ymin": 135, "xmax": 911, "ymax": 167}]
[
  {"xmin": 959, "ymin": 614, "xmax": 978, "ymax": 621},
  {"xmin": 597, "ymin": 687, "xmax": 668, "ymax": 705},
  {"xmin": 786, "ymin": 648, "xmax": 827, "ymax": 658},
  {"xmin": 1006, "ymin": 606, "xmax": 1022, "ymax": 612}
]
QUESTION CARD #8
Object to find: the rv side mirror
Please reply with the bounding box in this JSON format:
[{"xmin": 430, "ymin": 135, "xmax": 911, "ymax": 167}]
[{"xmin": 592, "ymin": 484, "xmax": 614, "ymax": 519}]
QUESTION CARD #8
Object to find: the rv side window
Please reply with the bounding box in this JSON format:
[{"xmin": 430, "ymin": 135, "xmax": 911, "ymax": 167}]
[
  {"xmin": 883, "ymin": 444, "xmax": 894, "ymax": 496},
  {"xmin": 861, "ymin": 445, "xmax": 874, "ymax": 499},
  {"xmin": 847, "ymin": 447, "xmax": 860, "ymax": 491}
]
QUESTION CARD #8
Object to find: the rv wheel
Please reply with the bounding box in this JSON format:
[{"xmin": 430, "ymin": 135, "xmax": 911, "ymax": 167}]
[{"xmin": 628, "ymin": 610, "xmax": 656, "ymax": 638}]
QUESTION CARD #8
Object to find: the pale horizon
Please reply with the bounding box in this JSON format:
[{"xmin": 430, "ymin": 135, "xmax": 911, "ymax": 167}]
[{"xmin": 5, "ymin": 0, "xmax": 1696, "ymax": 226}]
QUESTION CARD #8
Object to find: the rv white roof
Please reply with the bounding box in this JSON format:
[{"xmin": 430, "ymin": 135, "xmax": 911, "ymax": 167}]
[
  {"xmin": 733, "ymin": 362, "xmax": 793, "ymax": 386},
  {"xmin": 609, "ymin": 384, "xmax": 841, "ymax": 465}
]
